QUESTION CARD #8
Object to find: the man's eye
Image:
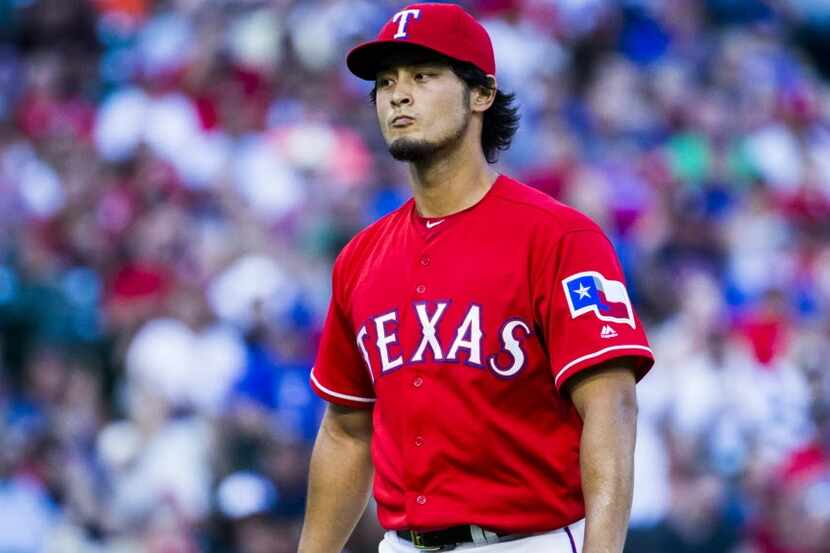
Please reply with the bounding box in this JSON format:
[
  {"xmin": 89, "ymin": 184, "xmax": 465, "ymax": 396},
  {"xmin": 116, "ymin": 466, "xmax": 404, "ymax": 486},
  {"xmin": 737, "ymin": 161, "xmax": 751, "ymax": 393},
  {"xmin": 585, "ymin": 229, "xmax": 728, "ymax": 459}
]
[
  {"xmin": 415, "ymin": 73, "xmax": 429, "ymax": 81},
  {"xmin": 378, "ymin": 78, "xmax": 393, "ymax": 88}
]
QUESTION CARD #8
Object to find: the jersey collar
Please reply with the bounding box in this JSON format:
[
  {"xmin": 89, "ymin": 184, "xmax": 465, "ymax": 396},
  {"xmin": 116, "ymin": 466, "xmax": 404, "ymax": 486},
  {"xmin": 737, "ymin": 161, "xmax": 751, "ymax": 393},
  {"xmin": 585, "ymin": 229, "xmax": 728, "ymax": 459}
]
[{"xmin": 410, "ymin": 174, "xmax": 505, "ymax": 241}]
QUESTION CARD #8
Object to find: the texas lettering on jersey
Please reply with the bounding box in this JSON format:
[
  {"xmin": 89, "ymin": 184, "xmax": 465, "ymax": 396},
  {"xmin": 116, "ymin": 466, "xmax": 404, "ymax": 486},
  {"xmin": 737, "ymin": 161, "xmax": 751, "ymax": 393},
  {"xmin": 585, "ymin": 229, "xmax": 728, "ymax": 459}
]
[{"xmin": 358, "ymin": 301, "xmax": 531, "ymax": 379}]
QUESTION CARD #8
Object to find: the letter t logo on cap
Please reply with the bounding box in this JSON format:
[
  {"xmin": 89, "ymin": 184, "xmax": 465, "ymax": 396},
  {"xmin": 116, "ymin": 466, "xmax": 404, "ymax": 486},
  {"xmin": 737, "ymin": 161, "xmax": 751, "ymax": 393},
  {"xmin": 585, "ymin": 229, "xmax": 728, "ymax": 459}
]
[{"xmin": 392, "ymin": 8, "xmax": 421, "ymax": 39}]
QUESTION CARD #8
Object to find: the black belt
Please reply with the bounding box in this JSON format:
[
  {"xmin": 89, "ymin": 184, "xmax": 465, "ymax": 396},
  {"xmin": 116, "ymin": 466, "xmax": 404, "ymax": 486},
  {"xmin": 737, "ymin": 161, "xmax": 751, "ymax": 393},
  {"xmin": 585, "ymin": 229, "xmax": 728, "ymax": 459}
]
[{"xmin": 396, "ymin": 525, "xmax": 518, "ymax": 551}]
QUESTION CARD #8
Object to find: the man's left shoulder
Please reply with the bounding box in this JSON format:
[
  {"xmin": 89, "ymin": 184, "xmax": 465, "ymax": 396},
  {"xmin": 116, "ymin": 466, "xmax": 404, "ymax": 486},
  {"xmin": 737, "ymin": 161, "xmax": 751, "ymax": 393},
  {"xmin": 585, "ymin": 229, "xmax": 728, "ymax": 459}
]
[{"xmin": 492, "ymin": 175, "xmax": 601, "ymax": 235}]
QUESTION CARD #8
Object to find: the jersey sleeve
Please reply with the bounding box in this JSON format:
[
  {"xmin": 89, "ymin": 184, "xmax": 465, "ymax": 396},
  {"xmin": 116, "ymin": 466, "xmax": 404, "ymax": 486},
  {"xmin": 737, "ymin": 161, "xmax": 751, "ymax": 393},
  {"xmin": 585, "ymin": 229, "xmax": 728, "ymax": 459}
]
[
  {"xmin": 310, "ymin": 255, "xmax": 376, "ymax": 409},
  {"xmin": 536, "ymin": 229, "xmax": 655, "ymax": 392}
]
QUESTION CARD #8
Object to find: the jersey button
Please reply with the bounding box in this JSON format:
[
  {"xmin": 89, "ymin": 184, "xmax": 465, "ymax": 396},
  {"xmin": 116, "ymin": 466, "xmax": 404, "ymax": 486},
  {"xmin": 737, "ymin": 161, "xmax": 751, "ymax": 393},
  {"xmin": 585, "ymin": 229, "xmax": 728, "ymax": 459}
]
[
  {"xmin": 416, "ymin": 495, "xmax": 427, "ymax": 505},
  {"xmin": 415, "ymin": 436, "xmax": 424, "ymax": 447},
  {"xmin": 413, "ymin": 377, "xmax": 423, "ymax": 388},
  {"xmin": 420, "ymin": 255, "xmax": 430, "ymax": 266},
  {"xmin": 416, "ymin": 284, "xmax": 426, "ymax": 294}
]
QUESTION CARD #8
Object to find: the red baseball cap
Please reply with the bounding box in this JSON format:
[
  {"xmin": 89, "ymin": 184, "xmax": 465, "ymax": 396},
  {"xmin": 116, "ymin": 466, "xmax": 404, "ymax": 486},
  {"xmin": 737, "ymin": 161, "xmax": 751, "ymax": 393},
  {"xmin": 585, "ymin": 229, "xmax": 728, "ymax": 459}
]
[{"xmin": 346, "ymin": 3, "xmax": 496, "ymax": 81}]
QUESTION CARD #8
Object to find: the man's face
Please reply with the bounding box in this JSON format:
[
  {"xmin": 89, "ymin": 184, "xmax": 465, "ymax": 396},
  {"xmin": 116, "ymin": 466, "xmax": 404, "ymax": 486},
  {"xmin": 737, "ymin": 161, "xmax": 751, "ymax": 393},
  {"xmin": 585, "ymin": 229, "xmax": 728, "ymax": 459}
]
[{"xmin": 374, "ymin": 58, "xmax": 471, "ymax": 162}]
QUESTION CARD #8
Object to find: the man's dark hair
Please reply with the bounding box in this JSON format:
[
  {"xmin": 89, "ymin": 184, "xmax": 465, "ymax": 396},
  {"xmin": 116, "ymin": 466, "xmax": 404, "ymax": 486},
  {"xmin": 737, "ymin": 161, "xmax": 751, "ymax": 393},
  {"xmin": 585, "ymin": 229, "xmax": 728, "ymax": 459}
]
[{"xmin": 369, "ymin": 56, "xmax": 520, "ymax": 164}]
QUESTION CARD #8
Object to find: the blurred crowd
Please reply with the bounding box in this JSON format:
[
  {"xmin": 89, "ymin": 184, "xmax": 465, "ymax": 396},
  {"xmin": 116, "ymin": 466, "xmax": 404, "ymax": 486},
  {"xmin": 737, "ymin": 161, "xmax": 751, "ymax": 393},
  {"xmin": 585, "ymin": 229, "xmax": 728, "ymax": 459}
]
[{"xmin": 0, "ymin": 0, "xmax": 829, "ymax": 552}]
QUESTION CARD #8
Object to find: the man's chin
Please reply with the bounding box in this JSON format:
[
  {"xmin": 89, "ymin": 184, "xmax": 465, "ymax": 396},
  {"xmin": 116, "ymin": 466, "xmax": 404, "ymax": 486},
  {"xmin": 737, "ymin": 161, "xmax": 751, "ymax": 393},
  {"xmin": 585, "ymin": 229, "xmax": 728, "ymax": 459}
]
[{"xmin": 388, "ymin": 138, "xmax": 439, "ymax": 162}]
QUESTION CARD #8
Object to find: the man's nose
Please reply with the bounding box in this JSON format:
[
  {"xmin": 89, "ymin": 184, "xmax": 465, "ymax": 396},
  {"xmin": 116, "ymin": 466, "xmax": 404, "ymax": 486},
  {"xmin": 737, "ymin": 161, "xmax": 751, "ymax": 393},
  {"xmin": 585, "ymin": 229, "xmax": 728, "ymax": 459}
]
[{"xmin": 391, "ymin": 82, "xmax": 413, "ymax": 107}]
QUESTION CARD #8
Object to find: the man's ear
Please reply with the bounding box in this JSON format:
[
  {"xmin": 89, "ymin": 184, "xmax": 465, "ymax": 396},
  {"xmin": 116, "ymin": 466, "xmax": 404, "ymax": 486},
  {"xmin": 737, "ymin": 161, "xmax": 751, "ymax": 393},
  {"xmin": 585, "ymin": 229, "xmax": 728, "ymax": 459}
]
[{"xmin": 471, "ymin": 75, "xmax": 497, "ymax": 113}]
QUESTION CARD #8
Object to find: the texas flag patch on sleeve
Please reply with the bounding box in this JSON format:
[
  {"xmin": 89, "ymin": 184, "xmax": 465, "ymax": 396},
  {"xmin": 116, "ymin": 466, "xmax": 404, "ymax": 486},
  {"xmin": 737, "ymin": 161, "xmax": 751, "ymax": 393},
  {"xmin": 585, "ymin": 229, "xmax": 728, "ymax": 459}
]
[{"xmin": 562, "ymin": 271, "xmax": 636, "ymax": 329}]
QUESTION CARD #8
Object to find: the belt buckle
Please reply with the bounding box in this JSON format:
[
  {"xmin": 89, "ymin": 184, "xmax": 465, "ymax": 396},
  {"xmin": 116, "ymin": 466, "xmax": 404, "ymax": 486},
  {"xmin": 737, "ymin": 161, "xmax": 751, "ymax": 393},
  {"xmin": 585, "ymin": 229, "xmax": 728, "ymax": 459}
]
[{"xmin": 410, "ymin": 530, "xmax": 442, "ymax": 551}]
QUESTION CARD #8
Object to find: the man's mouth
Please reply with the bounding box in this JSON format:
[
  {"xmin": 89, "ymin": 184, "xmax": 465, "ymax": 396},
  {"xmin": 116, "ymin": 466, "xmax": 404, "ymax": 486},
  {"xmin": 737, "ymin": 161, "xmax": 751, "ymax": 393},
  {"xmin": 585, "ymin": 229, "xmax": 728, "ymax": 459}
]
[{"xmin": 390, "ymin": 116, "xmax": 415, "ymax": 128}]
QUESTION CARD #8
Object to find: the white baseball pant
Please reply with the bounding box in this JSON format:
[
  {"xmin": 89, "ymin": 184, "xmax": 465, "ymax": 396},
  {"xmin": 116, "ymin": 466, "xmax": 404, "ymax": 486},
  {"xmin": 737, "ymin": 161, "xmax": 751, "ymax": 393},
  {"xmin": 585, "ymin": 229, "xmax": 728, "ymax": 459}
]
[{"xmin": 378, "ymin": 519, "xmax": 585, "ymax": 553}]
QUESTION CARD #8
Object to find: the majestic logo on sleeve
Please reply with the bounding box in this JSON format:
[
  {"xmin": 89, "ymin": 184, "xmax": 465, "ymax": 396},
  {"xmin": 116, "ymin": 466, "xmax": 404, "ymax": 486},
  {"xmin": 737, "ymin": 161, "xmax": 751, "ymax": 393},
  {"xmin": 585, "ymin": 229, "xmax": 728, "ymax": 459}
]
[{"xmin": 563, "ymin": 271, "xmax": 636, "ymax": 329}]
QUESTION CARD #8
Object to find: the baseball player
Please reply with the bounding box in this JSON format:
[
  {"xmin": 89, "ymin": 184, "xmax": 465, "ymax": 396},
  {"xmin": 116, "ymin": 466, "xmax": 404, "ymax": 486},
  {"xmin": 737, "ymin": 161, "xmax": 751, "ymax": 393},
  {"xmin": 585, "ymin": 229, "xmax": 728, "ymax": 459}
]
[{"xmin": 299, "ymin": 4, "xmax": 654, "ymax": 553}]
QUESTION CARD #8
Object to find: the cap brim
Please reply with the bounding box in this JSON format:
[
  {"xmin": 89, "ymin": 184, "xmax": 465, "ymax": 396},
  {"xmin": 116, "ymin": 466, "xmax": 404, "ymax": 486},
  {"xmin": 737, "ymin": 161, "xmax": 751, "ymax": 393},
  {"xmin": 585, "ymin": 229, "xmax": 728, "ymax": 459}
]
[{"xmin": 346, "ymin": 40, "xmax": 451, "ymax": 81}]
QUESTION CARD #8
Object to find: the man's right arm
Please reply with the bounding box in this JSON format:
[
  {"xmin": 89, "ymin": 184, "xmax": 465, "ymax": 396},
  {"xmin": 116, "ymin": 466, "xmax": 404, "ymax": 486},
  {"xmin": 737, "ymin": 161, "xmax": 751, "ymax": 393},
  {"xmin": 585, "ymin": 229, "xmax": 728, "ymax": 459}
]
[{"xmin": 298, "ymin": 403, "xmax": 374, "ymax": 553}]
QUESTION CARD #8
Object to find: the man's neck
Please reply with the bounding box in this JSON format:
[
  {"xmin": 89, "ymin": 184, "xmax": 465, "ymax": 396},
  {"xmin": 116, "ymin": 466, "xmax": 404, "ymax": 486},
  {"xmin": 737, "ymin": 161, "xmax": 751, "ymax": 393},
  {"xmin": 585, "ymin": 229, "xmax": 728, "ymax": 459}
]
[{"xmin": 408, "ymin": 141, "xmax": 499, "ymax": 218}]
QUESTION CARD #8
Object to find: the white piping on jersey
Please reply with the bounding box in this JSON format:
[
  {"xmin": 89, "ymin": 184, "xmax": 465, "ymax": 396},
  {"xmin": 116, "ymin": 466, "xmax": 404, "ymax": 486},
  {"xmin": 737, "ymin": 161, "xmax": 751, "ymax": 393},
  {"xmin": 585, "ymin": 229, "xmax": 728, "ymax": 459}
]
[
  {"xmin": 311, "ymin": 369, "xmax": 377, "ymax": 403},
  {"xmin": 555, "ymin": 345, "xmax": 654, "ymax": 386}
]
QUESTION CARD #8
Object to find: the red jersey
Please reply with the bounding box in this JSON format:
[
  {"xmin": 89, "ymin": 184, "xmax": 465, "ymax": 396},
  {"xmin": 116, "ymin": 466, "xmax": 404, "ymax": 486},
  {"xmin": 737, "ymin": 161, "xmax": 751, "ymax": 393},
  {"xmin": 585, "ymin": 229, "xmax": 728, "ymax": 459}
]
[{"xmin": 310, "ymin": 175, "xmax": 654, "ymax": 533}]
